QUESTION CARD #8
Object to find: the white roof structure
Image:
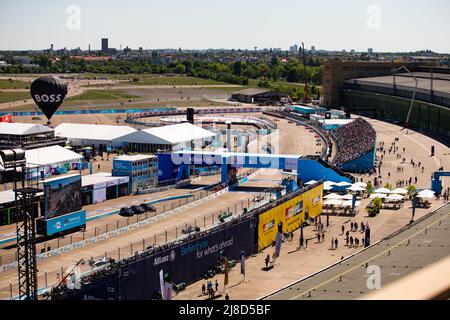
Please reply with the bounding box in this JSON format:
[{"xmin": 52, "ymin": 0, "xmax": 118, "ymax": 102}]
[
  {"xmin": 25, "ymin": 145, "xmax": 83, "ymax": 168},
  {"xmin": 319, "ymin": 119, "xmax": 354, "ymax": 126},
  {"xmin": 342, "ymin": 200, "xmax": 361, "ymax": 207},
  {"xmin": 335, "ymin": 181, "xmax": 352, "ymax": 187},
  {"xmin": 0, "ymin": 190, "xmax": 16, "ymax": 204},
  {"xmin": 386, "ymin": 194, "xmax": 404, "ymax": 201},
  {"xmin": 370, "ymin": 193, "xmax": 387, "ymax": 199},
  {"xmin": 55, "ymin": 123, "xmax": 137, "ymax": 142},
  {"xmin": 113, "ymin": 154, "xmax": 156, "ymax": 162},
  {"xmin": 116, "ymin": 123, "xmax": 216, "ymax": 145},
  {"xmin": 324, "ymin": 199, "xmax": 343, "ymax": 206},
  {"xmin": 417, "ymin": 189, "xmax": 435, "ymax": 198},
  {"xmin": 0, "ymin": 123, "xmax": 53, "ymax": 135},
  {"xmin": 374, "ymin": 188, "xmax": 392, "ymax": 194},
  {"xmin": 305, "ymin": 180, "xmax": 318, "ymax": 185},
  {"xmin": 347, "ymin": 185, "xmax": 366, "ymax": 192},
  {"xmin": 82, "ymin": 172, "xmax": 129, "ymax": 187},
  {"xmin": 323, "ymin": 193, "xmax": 342, "ymax": 200},
  {"xmin": 352, "ymin": 182, "xmax": 367, "ymax": 188},
  {"xmin": 391, "ymin": 188, "xmax": 408, "ymax": 194}
]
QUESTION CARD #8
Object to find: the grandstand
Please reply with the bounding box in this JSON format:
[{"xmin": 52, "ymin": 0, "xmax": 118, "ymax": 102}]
[{"xmin": 331, "ymin": 118, "xmax": 376, "ymax": 172}]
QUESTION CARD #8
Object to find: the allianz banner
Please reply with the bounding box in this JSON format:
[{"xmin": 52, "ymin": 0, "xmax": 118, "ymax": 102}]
[
  {"xmin": 119, "ymin": 215, "xmax": 256, "ymax": 300},
  {"xmin": 258, "ymin": 183, "xmax": 323, "ymax": 251}
]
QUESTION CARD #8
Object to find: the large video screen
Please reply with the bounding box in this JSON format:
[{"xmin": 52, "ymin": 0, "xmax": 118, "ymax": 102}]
[{"xmin": 44, "ymin": 174, "xmax": 82, "ymax": 219}]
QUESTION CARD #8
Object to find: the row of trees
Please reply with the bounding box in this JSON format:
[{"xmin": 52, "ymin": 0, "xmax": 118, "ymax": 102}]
[{"xmin": 0, "ymin": 55, "xmax": 323, "ymax": 86}]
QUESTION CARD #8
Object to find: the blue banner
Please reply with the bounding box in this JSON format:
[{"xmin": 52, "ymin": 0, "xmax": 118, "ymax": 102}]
[{"xmin": 46, "ymin": 210, "xmax": 86, "ymax": 235}]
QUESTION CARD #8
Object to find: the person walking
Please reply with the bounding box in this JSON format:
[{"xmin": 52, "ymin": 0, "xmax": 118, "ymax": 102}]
[
  {"xmin": 225, "ymin": 293, "xmax": 230, "ymax": 300},
  {"xmin": 350, "ymin": 236, "xmax": 354, "ymax": 247},
  {"xmin": 331, "ymin": 238, "xmax": 334, "ymax": 250},
  {"xmin": 202, "ymin": 283, "xmax": 206, "ymax": 295},
  {"xmin": 350, "ymin": 222, "xmax": 354, "ymax": 231},
  {"xmin": 341, "ymin": 225, "xmax": 345, "ymax": 235},
  {"xmin": 334, "ymin": 238, "xmax": 338, "ymax": 249},
  {"xmin": 305, "ymin": 238, "xmax": 308, "ymax": 248},
  {"xmin": 317, "ymin": 233, "xmax": 321, "ymax": 243},
  {"xmin": 265, "ymin": 254, "xmax": 270, "ymax": 269},
  {"xmin": 215, "ymin": 280, "xmax": 219, "ymax": 293},
  {"xmin": 321, "ymin": 233, "xmax": 325, "ymax": 243},
  {"xmin": 346, "ymin": 235, "xmax": 349, "ymax": 246}
]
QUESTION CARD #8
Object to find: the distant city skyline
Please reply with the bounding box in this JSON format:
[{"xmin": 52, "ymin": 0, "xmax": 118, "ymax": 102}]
[{"xmin": 1, "ymin": 0, "xmax": 449, "ymax": 53}]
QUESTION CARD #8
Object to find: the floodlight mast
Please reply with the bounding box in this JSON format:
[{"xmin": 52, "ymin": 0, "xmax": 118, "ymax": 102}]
[{"xmin": 392, "ymin": 66, "xmax": 418, "ymax": 126}]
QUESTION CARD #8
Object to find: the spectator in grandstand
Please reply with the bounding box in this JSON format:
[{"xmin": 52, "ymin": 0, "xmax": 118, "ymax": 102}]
[{"xmin": 332, "ymin": 118, "xmax": 376, "ymax": 168}]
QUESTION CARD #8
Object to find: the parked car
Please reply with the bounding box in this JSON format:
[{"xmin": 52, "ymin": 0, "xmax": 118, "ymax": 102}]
[
  {"xmin": 130, "ymin": 205, "xmax": 146, "ymax": 215},
  {"xmin": 119, "ymin": 207, "xmax": 134, "ymax": 217},
  {"xmin": 141, "ymin": 203, "xmax": 157, "ymax": 212}
]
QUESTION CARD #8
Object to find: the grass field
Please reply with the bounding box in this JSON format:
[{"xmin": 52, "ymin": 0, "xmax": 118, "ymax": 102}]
[
  {"xmin": 0, "ymin": 79, "xmax": 31, "ymax": 89},
  {"xmin": 0, "ymin": 92, "xmax": 31, "ymax": 103},
  {"xmin": 10, "ymin": 99, "xmax": 227, "ymax": 112},
  {"xmin": 86, "ymin": 75, "xmax": 229, "ymax": 86},
  {"xmin": 66, "ymin": 90, "xmax": 139, "ymax": 101}
]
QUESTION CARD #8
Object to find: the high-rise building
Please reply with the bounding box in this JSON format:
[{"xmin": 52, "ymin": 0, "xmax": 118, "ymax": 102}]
[
  {"xmin": 289, "ymin": 44, "xmax": 299, "ymax": 54},
  {"xmin": 101, "ymin": 38, "xmax": 109, "ymax": 51},
  {"xmin": 368, "ymin": 48, "xmax": 374, "ymax": 55}
]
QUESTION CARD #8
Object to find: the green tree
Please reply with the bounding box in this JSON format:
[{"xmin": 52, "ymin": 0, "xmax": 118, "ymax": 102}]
[{"xmin": 174, "ymin": 64, "xmax": 186, "ymax": 74}]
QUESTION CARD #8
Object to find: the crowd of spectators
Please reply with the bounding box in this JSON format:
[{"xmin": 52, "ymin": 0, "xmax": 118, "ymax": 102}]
[{"xmin": 332, "ymin": 118, "xmax": 376, "ymax": 167}]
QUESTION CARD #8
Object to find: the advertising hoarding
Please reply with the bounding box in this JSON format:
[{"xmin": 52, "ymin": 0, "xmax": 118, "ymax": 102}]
[
  {"xmin": 258, "ymin": 183, "xmax": 323, "ymax": 250},
  {"xmin": 45, "ymin": 209, "xmax": 86, "ymax": 235}
]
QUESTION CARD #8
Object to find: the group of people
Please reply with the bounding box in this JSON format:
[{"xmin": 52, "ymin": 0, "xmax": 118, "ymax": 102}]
[
  {"xmin": 202, "ymin": 280, "xmax": 219, "ymax": 299},
  {"xmin": 333, "ymin": 118, "xmax": 376, "ymax": 167},
  {"xmin": 330, "ymin": 221, "xmax": 369, "ymax": 250}
]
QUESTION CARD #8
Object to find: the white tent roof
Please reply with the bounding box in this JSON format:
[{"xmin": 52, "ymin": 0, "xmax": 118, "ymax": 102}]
[
  {"xmin": 391, "ymin": 188, "xmax": 408, "ymax": 194},
  {"xmin": 324, "ymin": 181, "xmax": 337, "ymax": 186},
  {"xmin": 417, "ymin": 189, "xmax": 435, "ymax": 198},
  {"xmin": 352, "ymin": 182, "xmax": 367, "ymax": 188},
  {"xmin": 342, "ymin": 200, "xmax": 361, "ymax": 207},
  {"xmin": 335, "ymin": 181, "xmax": 352, "ymax": 187},
  {"xmin": 55, "ymin": 123, "xmax": 137, "ymax": 142},
  {"xmin": 347, "ymin": 185, "xmax": 365, "ymax": 192},
  {"xmin": 374, "ymin": 188, "xmax": 392, "ymax": 194},
  {"xmin": 370, "ymin": 193, "xmax": 387, "ymax": 199},
  {"xmin": 324, "ymin": 199, "xmax": 343, "ymax": 206},
  {"xmin": 0, "ymin": 122, "xmax": 53, "ymax": 135},
  {"xmin": 386, "ymin": 194, "xmax": 404, "ymax": 201},
  {"xmin": 25, "ymin": 145, "xmax": 83, "ymax": 168},
  {"xmin": 324, "ymin": 193, "xmax": 342, "ymax": 200},
  {"xmin": 116, "ymin": 122, "xmax": 215, "ymax": 145},
  {"xmin": 305, "ymin": 180, "xmax": 318, "ymax": 185}
]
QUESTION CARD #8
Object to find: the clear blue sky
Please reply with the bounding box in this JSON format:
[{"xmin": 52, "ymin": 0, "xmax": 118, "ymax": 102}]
[{"xmin": 1, "ymin": 0, "xmax": 449, "ymax": 52}]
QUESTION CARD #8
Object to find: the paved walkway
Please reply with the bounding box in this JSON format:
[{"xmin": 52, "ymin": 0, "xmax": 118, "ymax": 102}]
[{"xmin": 264, "ymin": 202, "xmax": 450, "ymax": 300}]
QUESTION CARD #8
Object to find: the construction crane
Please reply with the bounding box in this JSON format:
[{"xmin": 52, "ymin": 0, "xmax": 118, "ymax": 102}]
[{"xmin": 300, "ymin": 42, "xmax": 310, "ymax": 103}]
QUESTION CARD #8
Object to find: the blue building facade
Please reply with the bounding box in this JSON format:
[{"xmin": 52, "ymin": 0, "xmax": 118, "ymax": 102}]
[{"xmin": 112, "ymin": 155, "xmax": 158, "ymax": 193}]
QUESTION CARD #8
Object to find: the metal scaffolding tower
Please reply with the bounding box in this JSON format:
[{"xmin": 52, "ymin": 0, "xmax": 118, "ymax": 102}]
[{"xmin": 15, "ymin": 187, "xmax": 41, "ymax": 300}]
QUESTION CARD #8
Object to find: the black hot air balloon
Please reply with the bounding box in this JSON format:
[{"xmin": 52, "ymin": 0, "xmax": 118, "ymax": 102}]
[{"xmin": 30, "ymin": 76, "xmax": 68, "ymax": 123}]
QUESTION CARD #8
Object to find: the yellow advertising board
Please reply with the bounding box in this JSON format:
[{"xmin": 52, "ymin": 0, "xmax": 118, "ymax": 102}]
[{"xmin": 257, "ymin": 183, "xmax": 323, "ymax": 251}]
